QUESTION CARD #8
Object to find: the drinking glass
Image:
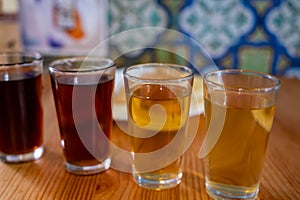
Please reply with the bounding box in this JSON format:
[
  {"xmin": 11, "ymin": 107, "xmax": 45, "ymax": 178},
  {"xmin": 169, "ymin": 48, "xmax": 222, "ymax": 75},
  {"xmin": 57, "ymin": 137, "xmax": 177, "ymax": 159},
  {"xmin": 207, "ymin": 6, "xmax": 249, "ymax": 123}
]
[
  {"xmin": 0, "ymin": 52, "xmax": 44, "ymax": 163},
  {"xmin": 49, "ymin": 57, "xmax": 115, "ymax": 175},
  {"xmin": 123, "ymin": 63, "xmax": 194, "ymax": 189},
  {"xmin": 201, "ymin": 69, "xmax": 280, "ymax": 199}
]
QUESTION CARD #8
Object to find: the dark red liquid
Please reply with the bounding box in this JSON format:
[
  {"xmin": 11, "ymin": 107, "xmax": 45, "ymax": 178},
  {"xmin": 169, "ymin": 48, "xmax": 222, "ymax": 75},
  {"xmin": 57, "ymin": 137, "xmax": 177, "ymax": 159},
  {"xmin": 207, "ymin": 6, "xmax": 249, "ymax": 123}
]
[
  {"xmin": 0, "ymin": 75, "xmax": 43, "ymax": 155},
  {"xmin": 51, "ymin": 74, "xmax": 113, "ymax": 166}
]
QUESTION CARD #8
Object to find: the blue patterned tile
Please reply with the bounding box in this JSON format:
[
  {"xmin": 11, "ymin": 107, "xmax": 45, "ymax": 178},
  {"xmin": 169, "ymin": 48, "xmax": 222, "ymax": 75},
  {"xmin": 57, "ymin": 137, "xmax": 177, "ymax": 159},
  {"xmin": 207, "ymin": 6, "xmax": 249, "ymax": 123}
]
[
  {"xmin": 109, "ymin": 0, "xmax": 168, "ymax": 57},
  {"xmin": 265, "ymin": 0, "xmax": 300, "ymax": 59},
  {"xmin": 108, "ymin": 0, "xmax": 300, "ymax": 76},
  {"xmin": 179, "ymin": 0, "xmax": 255, "ymax": 59}
]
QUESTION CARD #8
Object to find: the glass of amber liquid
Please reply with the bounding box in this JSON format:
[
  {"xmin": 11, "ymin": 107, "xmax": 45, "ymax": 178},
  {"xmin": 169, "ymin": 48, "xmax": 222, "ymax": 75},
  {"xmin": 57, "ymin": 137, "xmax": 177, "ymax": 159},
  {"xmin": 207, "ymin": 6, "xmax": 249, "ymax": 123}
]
[
  {"xmin": 49, "ymin": 57, "xmax": 115, "ymax": 175},
  {"xmin": 123, "ymin": 63, "xmax": 194, "ymax": 190},
  {"xmin": 0, "ymin": 52, "xmax": 44, "ymax": 163},
  {"xmin": 202, "ymin": 70, "xmax": 280, "ymax": 199}
]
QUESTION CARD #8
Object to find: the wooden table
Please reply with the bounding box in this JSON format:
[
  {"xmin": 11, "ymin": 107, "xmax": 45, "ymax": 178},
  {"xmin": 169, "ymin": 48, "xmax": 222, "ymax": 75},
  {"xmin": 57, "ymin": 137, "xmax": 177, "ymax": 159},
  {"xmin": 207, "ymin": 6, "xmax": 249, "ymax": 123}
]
[{"xmin": 0, "ymin": 74, "xmax": 299, "ymax": 200}]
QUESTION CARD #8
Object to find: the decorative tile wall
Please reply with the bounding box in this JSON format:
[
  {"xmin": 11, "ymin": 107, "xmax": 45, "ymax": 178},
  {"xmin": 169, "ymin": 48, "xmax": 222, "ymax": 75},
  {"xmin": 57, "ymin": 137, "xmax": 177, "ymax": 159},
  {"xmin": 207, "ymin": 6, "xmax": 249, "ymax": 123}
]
[{"xmin": 109, "ymin": 0, "xmax": 300, "ymax": 77}]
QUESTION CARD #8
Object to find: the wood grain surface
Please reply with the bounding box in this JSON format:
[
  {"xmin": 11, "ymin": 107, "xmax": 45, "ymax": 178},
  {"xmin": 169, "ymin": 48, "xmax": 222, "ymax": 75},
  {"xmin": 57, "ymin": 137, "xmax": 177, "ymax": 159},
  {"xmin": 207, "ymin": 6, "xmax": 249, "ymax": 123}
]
[{"xmin": 0, "ymin": 74, "xmax": 299, "ymax": 200}]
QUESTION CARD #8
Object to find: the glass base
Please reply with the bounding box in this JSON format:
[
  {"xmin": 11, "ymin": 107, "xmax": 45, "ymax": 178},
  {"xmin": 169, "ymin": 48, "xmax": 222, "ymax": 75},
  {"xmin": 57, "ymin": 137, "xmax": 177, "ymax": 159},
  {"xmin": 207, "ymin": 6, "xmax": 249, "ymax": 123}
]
[
  {"xmin": 65, "ymin": 158, "xmax": 111, "ymax": 175},
  {"xmin": 0, "ymin": 146, "xmax": 44, "ymax": 163},
  {"xmin": 206, "ymin": 180, "xmax": 259, "ymax": 200},
  {"xmin": 133, "ymin": 171, "xmax": 182, "ymax": 190}
]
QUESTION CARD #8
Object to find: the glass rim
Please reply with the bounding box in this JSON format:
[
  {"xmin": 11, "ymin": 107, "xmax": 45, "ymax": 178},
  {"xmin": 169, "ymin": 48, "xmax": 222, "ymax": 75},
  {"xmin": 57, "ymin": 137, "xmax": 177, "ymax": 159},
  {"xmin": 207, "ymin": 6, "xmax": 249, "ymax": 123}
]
[
  {"xmin": 203, "ymin": 69, "xmax": 281, "ymax": 93},
  {"xmin": 0, "ymin": 51, "xmax": 42, "ymax": 67},
  {"xmin": 123, "ymin": 63, "xmax": 194, "ymax": 83},
  {"xmin": 48, "ymin": 57, "xmax": 116, "ymax": 74}
]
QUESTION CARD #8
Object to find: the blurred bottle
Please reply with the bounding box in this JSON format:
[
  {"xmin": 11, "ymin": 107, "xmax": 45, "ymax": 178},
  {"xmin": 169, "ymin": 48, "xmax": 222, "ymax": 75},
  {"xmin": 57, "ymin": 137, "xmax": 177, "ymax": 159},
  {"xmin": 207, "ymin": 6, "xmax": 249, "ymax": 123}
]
[{"xmin": 19, "ymin": 0, "xmax": 108, "ymax": 61}]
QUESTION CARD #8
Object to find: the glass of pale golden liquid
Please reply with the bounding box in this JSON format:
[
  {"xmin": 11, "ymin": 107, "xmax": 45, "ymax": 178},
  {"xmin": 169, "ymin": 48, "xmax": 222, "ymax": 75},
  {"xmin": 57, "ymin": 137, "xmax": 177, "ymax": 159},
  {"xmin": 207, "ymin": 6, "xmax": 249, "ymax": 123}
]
[
  {"xmin": 123, "ymin": 63, "xmax": 194, "ymax": 190},
  {"xmin": 201, "ymin": 69, "xmax": 280, "ymax": 199}
]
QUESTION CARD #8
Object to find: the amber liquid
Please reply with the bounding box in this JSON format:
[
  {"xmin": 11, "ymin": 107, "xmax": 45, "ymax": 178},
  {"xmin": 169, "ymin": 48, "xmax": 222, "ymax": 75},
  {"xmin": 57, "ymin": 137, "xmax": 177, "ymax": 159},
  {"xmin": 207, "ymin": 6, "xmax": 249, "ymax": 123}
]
[
  {"xmin": 51, "ymin": 75, "xmax": 113, "ymax": 166},
  {"xmin": 204, "ymin": 91, "xmax": 275, "ymax": 196},
  {"xmin": 0, "ymin": 75, "xmax": 43, "ymax": 155},
  {"xmin": 129, "ymin": 84, "xmax": 191, "ymax": 182}
]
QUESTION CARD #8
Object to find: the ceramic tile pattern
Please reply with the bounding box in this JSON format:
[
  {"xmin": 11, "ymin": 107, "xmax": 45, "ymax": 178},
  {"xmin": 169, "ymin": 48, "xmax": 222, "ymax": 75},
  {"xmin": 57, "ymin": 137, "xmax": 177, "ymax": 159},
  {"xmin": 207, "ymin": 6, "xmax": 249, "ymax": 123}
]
[{"xmin": 109, "ymin": 0, "xmax": 300, "ymax": 77}]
